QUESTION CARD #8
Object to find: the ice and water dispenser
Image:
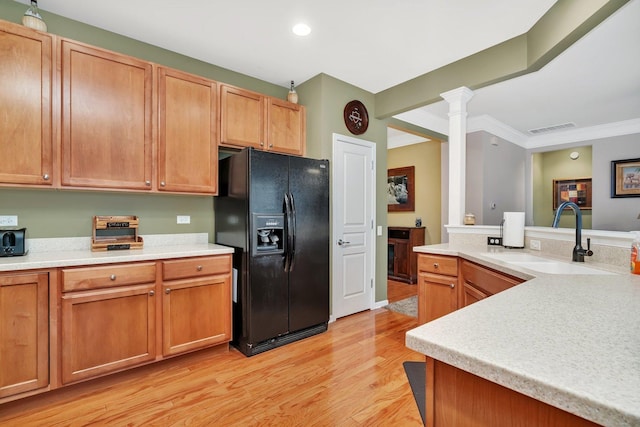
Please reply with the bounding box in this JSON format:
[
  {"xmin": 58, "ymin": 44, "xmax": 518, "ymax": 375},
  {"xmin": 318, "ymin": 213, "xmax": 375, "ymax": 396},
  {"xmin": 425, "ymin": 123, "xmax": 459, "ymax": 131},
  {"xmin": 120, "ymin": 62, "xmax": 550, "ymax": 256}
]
[{"xmin": 252, "ymin": 214, "xmax": 285, "ymax": 256}]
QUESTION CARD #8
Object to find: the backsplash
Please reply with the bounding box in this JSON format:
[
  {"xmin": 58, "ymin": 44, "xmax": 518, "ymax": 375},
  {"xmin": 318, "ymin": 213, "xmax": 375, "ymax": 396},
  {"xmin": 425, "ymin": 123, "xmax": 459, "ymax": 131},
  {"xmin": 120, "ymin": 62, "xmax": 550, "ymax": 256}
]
[
  {"xmin": 26, "ymin": 233, "xmax": 209, "ymax": 254},
  {"xmin": 447, "ymin": 225, "xmax": 633, "ymax": 269}
]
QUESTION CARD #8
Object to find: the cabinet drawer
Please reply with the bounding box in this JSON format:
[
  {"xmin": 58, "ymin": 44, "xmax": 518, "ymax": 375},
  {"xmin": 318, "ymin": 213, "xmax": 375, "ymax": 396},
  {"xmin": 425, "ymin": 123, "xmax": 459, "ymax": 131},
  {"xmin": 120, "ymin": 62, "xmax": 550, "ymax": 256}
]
[
  {"xmin": 418, "ymin": 254, "xmax": 458, "ymax": 276},
  {"xmin": 460, "ymin": 260, "xmax": 523, "ymax": 296},
  {"xmin": 62, "ymin": 262, "xmax": 156, "ymax": 292},
  {"xmin": 163, "ymin": 255, "xmax": 231, "ymax": 280}
]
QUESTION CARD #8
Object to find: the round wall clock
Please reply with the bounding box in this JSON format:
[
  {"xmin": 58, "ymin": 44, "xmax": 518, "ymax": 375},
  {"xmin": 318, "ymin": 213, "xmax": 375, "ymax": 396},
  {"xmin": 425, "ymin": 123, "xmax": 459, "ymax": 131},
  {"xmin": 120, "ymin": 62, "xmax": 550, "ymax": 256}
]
[{"xmin": 343, "ymin": 100, "xmax": 369, "ymax": 135}]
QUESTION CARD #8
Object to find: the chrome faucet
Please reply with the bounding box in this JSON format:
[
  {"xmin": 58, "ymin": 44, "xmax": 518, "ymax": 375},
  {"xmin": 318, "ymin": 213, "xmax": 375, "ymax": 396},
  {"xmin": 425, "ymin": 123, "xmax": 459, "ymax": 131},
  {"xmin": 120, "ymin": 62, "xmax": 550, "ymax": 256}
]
[{"xmin": 552, "ymin": 201, "xmax": 593, "ymax": 262}]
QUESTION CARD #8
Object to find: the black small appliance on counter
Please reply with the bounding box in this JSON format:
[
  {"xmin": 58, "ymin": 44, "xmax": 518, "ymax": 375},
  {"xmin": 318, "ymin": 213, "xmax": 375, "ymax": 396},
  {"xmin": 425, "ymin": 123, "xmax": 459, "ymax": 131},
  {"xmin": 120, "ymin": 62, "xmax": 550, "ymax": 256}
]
[{"xmin": 0, "ymin": 228, "xmax": 26, "ymax": 256}]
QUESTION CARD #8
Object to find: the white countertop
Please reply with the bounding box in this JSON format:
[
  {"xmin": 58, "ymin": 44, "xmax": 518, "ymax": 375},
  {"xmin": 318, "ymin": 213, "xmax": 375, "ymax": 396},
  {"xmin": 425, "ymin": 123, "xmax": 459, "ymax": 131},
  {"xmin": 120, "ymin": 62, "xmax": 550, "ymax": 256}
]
[
  {"xmin": 407, "ymin": 244, "xmax": 640, "ymax": 426},
  {"xmin": 0, "ymin": 233, "xmax": 233, "ymax": 271}
]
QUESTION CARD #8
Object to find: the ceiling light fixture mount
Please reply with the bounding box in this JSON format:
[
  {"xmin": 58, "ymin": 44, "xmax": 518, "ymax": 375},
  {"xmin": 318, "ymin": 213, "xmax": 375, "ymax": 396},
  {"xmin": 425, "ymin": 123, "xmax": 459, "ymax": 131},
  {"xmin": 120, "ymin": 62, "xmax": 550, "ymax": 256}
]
[{"xmin": 292, "ymin": 23, "xmax": 311, "ymax": 36}]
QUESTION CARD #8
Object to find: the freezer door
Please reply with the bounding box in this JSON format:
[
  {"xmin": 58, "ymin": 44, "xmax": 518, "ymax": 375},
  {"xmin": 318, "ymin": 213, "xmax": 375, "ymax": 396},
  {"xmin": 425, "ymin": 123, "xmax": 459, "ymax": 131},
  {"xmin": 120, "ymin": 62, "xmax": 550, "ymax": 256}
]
[{"xmin": 288, "ymin": 157, "xmax": 330, "ymax": 332}]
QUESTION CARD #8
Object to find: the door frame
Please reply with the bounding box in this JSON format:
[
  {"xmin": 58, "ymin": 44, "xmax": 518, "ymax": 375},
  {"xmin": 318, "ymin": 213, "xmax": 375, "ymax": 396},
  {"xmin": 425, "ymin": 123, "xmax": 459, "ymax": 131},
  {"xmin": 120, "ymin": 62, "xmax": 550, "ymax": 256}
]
[{"xmin": 330, "ymin": 133, "xmax": 377, "ymax": 321}]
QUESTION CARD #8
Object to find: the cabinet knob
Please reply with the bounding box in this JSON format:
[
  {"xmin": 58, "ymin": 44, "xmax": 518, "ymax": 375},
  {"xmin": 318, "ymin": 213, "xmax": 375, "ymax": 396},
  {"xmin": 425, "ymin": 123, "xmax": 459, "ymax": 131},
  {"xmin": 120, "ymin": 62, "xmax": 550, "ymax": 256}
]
[
  {"xmin": 269, "ymin": 143, "xmax": 273, "ymax": 148},
  {"xmin": 110, "ymin": 274, "xmax": 116, "ymax": 281},
  {"xmin": 145, "ymin": 180, "xmax": 151, "ymax": 186},
  {"xmin": 165, "ymin": 288, "xmax": 171, "ymax": 294},
  {"xmin": 197, "ymin": 265, "xmax": 203, "ymax": 271},
  {"xmin": 260, "ymin": 142, "xmax": 264, "ymax": 147},
  {"xmin": 149, "ymin": 290, "xmax": 155, "ymax": 296},
  {"xmin": 433, "ymin": 263, "xmax": 439, "ymax": 269},
  {"xmin": 450, "ymin": 283, "xmax": 455, "ymax": 289},
  {"xmin": 43, "ymin": 173, "xmax": 50, "ymax": 180},
  {"xmin": 160, "ymin": 181, "xmax": 166, "ymax": 187}
]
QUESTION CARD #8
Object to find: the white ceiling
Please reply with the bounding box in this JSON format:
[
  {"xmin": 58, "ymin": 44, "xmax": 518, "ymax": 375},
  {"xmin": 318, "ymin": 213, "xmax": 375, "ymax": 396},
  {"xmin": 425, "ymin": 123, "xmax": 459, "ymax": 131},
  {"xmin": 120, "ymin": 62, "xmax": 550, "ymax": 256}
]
[{"xmin": 19, "ymin": 0, "xmax": 640, "ymax": 149}]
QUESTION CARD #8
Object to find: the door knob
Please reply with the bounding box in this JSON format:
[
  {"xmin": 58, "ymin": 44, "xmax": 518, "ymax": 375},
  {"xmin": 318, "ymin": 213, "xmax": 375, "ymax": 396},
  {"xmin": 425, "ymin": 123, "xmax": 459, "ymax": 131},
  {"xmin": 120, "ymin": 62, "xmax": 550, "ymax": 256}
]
[{"xmin": 337, "ymin": 239, "xmax": 351, "ymax": 246}]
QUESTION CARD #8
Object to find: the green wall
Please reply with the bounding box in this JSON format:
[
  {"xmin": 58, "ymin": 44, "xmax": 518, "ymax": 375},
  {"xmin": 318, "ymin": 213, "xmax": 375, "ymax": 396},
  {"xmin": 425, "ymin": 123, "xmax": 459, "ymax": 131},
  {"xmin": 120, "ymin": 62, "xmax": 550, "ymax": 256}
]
[
  {"xmin": 532, "ymin": 147, "xmax": 593, "ymax": 228},
  {"xmin": 388, "ymin": 141, "xmax": 442, "ymax": 245},
  {"xmin": 298, "ymin": 74, "xmax": 390, "ymax": 302}
]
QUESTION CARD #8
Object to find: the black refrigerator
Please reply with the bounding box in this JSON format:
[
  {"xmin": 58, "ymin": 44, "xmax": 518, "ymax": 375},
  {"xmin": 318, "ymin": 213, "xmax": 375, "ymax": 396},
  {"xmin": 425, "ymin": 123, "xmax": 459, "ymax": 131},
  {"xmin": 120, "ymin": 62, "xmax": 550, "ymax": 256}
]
[{"xmin": 215, "ymin": 148, "xmax": 329, "ymax": 356}]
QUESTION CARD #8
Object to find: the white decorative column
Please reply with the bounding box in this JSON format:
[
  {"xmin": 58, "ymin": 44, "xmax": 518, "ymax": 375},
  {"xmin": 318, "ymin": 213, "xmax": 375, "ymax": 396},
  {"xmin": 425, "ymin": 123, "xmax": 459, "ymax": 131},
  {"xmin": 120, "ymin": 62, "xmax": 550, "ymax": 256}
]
[{"xmin": 441, "ymin": 86, "xmax": 474, "ymax": 226}]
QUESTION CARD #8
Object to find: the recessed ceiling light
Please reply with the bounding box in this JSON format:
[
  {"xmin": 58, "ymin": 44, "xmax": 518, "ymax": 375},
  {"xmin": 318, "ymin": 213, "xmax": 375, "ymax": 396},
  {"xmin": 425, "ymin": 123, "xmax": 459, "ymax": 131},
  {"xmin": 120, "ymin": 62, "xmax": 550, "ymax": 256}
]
[{"xmin": 292, "ymin": 23, "xmax": 311, "ymax": 36}]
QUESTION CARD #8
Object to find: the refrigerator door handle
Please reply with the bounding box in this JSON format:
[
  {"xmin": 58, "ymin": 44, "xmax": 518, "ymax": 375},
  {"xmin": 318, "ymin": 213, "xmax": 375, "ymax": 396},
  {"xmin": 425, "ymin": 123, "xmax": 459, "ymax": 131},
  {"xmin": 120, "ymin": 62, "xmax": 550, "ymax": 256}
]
[
  {"xmin": 284, "ymin": 192, "xmax": 292, "ymax": 272},
  {"xmin": 289, "ymin": 192, "xmax": 297, "ymax": 271}
]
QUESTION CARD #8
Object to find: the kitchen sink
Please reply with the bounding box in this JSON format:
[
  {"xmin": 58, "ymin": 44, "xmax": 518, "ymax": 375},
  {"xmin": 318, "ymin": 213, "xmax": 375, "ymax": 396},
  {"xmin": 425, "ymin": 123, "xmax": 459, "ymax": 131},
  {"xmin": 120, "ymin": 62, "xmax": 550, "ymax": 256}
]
[{"xmin": 482, "ymin": 252, "xmax": 614, "ymax": 275}]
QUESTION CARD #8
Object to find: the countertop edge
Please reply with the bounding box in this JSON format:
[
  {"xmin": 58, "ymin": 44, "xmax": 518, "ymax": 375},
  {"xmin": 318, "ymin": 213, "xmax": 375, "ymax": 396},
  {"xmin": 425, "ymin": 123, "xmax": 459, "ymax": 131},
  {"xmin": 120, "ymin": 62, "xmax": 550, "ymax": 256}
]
[{"xmin": 0, "ymin": 243, "xmax": 234, "ymax": 271}]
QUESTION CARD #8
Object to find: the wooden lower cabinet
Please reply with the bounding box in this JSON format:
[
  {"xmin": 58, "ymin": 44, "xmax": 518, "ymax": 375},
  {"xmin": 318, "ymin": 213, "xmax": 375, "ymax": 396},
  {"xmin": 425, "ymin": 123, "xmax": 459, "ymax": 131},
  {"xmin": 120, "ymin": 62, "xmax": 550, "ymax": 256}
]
[
  {"xmin": 162, "ymin": 275, "xmax": 231, "ymax": 356},
  {"xmin": 61, "ymin": 283, "xmax": 156, "ymax": 384},
  {"xmin": 459, "ymin": 259, "xmax": 524, "ymax": 308},
  {"xmin": 426, "ymin": 357, "xmax": 598, "ymax": 427},
  {"xmin": 0, "ymin": 272, "xmax": 49, "ymax": 399},
  {"xmin": 1, "ymin": 254, "xmax": 232, "ymax": 401},
  {"xmin": 162, "ymin": 255, "xmax": 232, "ymax": 356},
  {"xmin": 417, "ymin": 254, "xmax": 458, "ymax": 324},
  {"xmin": 418, "ymin": 255, "xmax": 526, "ymax": 324}
]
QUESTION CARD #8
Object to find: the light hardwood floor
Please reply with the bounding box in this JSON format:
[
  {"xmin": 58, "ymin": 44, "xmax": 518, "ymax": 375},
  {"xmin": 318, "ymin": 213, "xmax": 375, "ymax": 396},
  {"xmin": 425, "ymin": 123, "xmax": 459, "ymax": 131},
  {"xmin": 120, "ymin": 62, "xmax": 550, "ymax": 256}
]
[{"xmin": 0, "ymin": 282, "xmax": 422, "ymax": 426}]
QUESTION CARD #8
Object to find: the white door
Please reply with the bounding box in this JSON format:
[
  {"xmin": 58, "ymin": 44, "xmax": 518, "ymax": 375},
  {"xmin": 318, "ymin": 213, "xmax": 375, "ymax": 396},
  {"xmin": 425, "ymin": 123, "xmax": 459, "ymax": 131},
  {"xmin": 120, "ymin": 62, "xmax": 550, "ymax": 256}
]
[{"xmin": 332, "ymin": 133, "xmax": 376, "ymax": 319}]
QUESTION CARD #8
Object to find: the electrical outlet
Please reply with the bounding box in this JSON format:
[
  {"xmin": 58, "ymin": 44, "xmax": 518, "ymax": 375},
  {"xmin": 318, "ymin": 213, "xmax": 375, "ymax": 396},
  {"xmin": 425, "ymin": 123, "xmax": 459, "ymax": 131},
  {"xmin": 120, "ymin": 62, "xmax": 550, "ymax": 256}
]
[
  {"xmin": 176, "ymin": 215, "xmax": 190, "ymax": 224},
  {"xmin": 0, "ymin": 215, "xmax": 18, "ymax": 227},
  {"xmin": 487, "ymin": 236, "xmax": 503, "ymax": 246},
  {"xmin": 530, "ymin": 239, "xmax": 541, "ymax": 251}
]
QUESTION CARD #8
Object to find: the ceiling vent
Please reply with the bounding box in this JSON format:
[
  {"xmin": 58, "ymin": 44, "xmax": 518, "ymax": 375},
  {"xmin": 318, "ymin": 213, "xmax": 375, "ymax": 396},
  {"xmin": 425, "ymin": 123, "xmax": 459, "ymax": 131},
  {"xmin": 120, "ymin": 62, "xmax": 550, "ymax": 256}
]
[{"xmin": 528, "ymin": 122, "xmax": 576, "ymax": 135}]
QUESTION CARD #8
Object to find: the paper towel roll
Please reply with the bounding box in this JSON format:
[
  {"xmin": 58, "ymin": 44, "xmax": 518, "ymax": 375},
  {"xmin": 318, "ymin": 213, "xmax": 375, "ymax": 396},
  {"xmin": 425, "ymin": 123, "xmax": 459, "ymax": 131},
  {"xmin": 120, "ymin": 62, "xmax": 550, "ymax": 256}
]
[{"xmin": 503, "ymin": 212, "xmax": 525, "ymax": 248}]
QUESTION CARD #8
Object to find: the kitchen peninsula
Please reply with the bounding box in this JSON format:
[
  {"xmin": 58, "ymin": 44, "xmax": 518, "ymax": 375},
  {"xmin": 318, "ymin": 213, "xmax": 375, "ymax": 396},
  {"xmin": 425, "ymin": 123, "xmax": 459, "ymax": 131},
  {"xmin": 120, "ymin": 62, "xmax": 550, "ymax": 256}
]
[{"xmin": 407, "ymin": 244, "xmax": 640, "ymax": 426}]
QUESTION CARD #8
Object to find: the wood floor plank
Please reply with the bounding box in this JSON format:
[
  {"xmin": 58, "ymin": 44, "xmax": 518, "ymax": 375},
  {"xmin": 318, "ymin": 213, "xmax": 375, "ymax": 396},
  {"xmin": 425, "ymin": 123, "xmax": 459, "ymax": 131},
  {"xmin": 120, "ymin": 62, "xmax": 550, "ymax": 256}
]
[{"xmin": 0, "ymin": 308, "xmax": 423, "ymax": 426}]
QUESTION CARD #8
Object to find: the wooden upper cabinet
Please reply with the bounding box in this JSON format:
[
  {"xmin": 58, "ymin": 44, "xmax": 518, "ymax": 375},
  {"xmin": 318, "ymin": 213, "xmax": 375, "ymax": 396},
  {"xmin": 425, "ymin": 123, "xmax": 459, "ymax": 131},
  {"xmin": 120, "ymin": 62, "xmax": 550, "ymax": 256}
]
[
  {"xmin": 0, "ymin": 21, "xmax": 53, "ymax": 186},
  {"xmin": 157, "ymin": 67, "xmax": 218, "ymax": 194},
  {"xmin": 220, "ymin": 84, "xmax": 305, "ymax": 155},
  {"xmin": 268, "ymin": 98, "xmax": 305, "ymax": 156},
  {"xmin": 219, "ymin": 84, "xmax": 265, "ymax": 150},
  {"xmin": 60, "ymin": 39, "xmax": 153, "ymax": 190}
]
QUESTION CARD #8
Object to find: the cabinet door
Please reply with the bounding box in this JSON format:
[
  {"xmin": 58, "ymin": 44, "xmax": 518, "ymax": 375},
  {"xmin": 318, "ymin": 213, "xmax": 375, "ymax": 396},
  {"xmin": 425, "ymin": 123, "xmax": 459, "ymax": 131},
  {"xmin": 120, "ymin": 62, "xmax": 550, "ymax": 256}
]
[
  {"xmin": 0, "ymin": 272, "xmax": 49, "ymax": 398},
  {"xmin": 418, "ymin": 273, "xmax": 457, "ymax": 324},
  {"xmin": 0, "ymin": 22, "xmax": 53, "ymax": 186},
  {"xmin": 219, "ymin": 84, "xmax": 265, "ymax": 149},
  {"xmin": 61, "ymin": 284, "xmax": 156, "ymax": 384},
  {"xmin": 60, "ymin": 40, "xmax": 153, "ymax": 190},
  {"xmin": 267, "ymin": 98, "xmax": 305, "ymax": 155},
  {"xmin": 462, "ymin": 282, "xmax": 489, "ymax": 307},
  {"xmin": 162, "ymin": 275, "xmax": 231, "ymax": 356},
  {"xmin": 158, "ymin": 67, "xmax": 218, "ymax": 194},
  {"xmin": 393, "ymin": 240, "xmax": 410, "ymax": 279}
]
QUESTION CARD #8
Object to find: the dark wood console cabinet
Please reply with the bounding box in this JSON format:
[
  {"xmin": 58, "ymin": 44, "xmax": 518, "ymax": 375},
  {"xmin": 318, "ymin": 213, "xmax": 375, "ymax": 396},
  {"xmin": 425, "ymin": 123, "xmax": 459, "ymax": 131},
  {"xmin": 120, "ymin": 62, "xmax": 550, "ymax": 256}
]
[{"xmin": 387, "ymin": 227, "xmax": 425, "ymax": 284}]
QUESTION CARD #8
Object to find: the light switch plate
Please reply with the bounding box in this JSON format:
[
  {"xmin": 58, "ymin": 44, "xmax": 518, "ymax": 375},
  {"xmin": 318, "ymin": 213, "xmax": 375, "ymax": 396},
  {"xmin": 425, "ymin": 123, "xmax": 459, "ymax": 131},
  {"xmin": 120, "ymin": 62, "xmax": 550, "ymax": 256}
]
[
  {"xmin": 177, "ymin": 215, "xmax": 190, "ymax": 224},
  {"xmin": 0, "ymin": 215, "xmax": 18, "ymax": 226}
]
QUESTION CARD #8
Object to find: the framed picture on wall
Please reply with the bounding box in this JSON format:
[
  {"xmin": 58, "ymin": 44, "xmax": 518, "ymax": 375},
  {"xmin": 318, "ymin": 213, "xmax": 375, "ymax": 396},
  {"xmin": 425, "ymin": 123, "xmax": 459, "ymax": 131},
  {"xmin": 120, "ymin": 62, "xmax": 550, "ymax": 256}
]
[
  {"xmin": 553, "ymin": 177, "xmax": 592, "ymax": 210},
  {"xmin": 611, "ymin": 158, "xmax": 640, "ymax": 198},
  {"xmin": 387, "ymin": 166, "xmax": 415, "ymax": 212}
]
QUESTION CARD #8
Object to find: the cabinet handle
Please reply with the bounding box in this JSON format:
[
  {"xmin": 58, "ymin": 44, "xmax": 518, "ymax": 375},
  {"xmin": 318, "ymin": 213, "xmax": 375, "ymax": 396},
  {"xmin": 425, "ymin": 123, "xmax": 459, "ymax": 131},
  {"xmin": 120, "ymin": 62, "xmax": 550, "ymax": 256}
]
[
  {"xmin": 165, "ymin": 288, "xmax": 171, "ymax": 294},
  {"xmin": 260, "ymin": 141, "xmax": 264, "ymax": 147},
  {"xmin": 110, "ymin": 274, "xmax": 116, "ymax": 281},
  {"xmin": 197, "ymin": 265, "xmax": 203, "ymax": 271},
  {"xmin": 269, "ymin": 143, "xmax": 273, "ymax": 148},
  {"xmin": 433, "ymin": 263, "xmax": 439, "ymax": 269},
  {"xmin": 160, "ymin": 181, "xmax": 166, "ymax": 187},
  {"xmin": 145, "ymin": 180, "xmax": 151, "ymax": 186},
  {"xmin": 149, "ymin": 290, "xmax": 155, "ymax": 296},
  {"xmin": 43, "ymin": 173, "xmax": 50, "ymax": 180},
  {"xmin": 450, "ymin": 283, "xmax": 455, "ymax": 289}
]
